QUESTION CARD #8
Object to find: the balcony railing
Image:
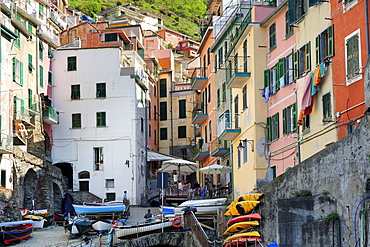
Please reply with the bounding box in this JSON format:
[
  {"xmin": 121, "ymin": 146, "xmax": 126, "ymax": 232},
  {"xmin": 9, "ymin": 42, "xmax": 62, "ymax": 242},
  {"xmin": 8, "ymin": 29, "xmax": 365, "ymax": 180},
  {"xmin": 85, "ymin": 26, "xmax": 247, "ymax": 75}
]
[
  {"xmin": 191, "ymin": 67, "xmax": 207, "ymax": 90},
  {"xmin": 43, "ymin": 106, "xmax": 59, "ymax": 125},
  {"xmin": 211, "ymin": 139, "xmax": 230, "ymax": 157},
  {"xmin": 217, "ymin": 112, "xmax": 240, "ymax": 140},
  {"xmin": 226, "ymin": 55, "xmax": 251, "ymax": 88},
  {"xmin": 192, "ymin": 102, "xmax": 208, "ymax": 124},
  {"xmin": 193, "ymin": 139, "xmax": 210, "ymax": 161},
  {"xmin": 0, "ymin": 133, "xmax": 13, "ymax": 154}
]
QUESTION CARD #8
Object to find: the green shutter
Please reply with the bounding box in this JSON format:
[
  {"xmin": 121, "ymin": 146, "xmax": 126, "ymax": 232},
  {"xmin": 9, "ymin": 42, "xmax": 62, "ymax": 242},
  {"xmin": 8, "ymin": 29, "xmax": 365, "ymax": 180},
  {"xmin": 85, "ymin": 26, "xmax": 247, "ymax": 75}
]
[
  {"xmin": 28, "ymin": 88, "xmax": 33, "ymax": 108},
  {"xmin": 282, "ymin": 108, "xmax": 287, "ymax": 135},
  {"xmin": 266, "ymin": 117, "xmax": 271, "ymax": 142},
  {"xmin": 20, "ymin": 61, "xmax": 23, "ymax": 86},
  {"xmin": 13, "ymin": 57, "xmax": 16, "ymax": 82},
  {"xmin": 275, "ymin": 66, "xmax": 280, "ymax": 91},
  {"xmin": 264, "ymin": 69, "xmax": 270, "ymax": 88},
  {"xmin": 287, "ymin": 0, "xmax": 296, "ymax": 24},
  {"xmin": 21, "ymin": 99, "xmax": 25, "ymax": 114},
  {"xmin": 275, "ymin": 113, "xmax": 279, "ymax": 139},
  {"xmin": 315, "ymin": 36, "xmax": 320, "ymax": 66},
  {"xmin": 305, "ymin": 41, "xmax": 311, "ymax": 71},
  {"xmin": 328, "ymin": 25, "xmax": 334, "ymax": 58},
  {"xmin": 278, "ymin": 58, "xmax": 285, "ymax": 80},
  {"xmin": 39, "ymin": 65, "xmax": 44, "ymax": 87},
  {"xmin": 293, "ymin": 51, "xmax": 298, "ymax": 80},
  {"xmin": 217, "ymin": 88, "xmax": 220, "ymax": 107},
  {"xmin": 222, "ymin": 82, "xmax": 226, "ymax": 102},
  {"xmin": 292, "ymin": 102, "xmax": 297, "ymax": 131},
  {"xmin": 309, "ymin": 0, "xmax": 317, "ymax": 6}
]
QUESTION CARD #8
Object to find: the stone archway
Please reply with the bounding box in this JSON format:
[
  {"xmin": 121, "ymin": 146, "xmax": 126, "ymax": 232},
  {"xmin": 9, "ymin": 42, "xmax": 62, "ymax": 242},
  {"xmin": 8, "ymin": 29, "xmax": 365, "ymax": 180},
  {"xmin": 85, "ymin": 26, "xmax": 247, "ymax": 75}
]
[
  {"xmin": 54, "ymin": 162, "xmax": 73, "ymax": 190},
  {"xmin": 23, "ymin": 169, "xmax": 38, "ymax": 209},
  {"xmin": 53, "ymin": 182, "xmax": 63, "ymax": 213}
]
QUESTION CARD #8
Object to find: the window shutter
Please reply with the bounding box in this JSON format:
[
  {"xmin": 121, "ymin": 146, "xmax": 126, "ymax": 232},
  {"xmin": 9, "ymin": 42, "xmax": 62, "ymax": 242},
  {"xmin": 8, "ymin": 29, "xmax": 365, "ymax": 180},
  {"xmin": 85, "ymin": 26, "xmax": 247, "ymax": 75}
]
[
  {"xmin": 305, "ymin": 41, "xmax": 311, "ymax": 72},
  {"xmin": 292, "ymin": 102, "xmax": 297, "ymax": 130},
  {"xmin": 328, "ymin": 25, "xmax": 334, "ymax": 58},
  {"xmin": 264, "ymin": 69, "xmax": 270, "ymax": 88},
  {"xmin": 28, "ymin": 89, "xmax": 33, "ymax": 108},
  {"xmin": 13, "ymin": 57, "xmax": 16, "ymax": 82},
  {"xmin": 39, "ymin": 65, "xmax": 43, "ymax": 87},
  {"xmin": 275, "ymin": 113, "xmax": 279, "ymax": 139},
  {"xmin": 266, "ymin": 117, "xmax": 271, "ymax": 142},
  {"xmin": 282, "ymin": 108, "xmax": 287, "ymax": 135},
  {"xmin": 315, "ymin": 36, "xmax": 320, "ymax": 66},
  {"xmin": 353, "ymin": 35, "xmax": 359, "ymax": 75},
  {"xmin": 20, "ymin": 61, "xmax": 24, "ymax": 86},
  {"xmin": 309, "ymin": 0, "xmax": 317, "ymax": 6},
  {"xmin": 293, "ymin": 51, "xmax": 298, "ymax": 80},
  {"xmin": 275, "ymin": 66, "xmax": 280, "ymax": 91},
  {"xmin": 287, "ymin": 0, "xmax": 296, "ymax": 24},
  {"xmin": 21, "ymin": 99, "xmax": 25, "ymax": 114},
  {"xmin": 198, "ymin": 139, "xmax": 204, "ymax": 149},
  {"xmin": 222, "ymin": 82, "xmax": 226, "ymax": 102},
  {"xmin": 217, "ymin": 88, "xmax": 220, "ymax": 107}
]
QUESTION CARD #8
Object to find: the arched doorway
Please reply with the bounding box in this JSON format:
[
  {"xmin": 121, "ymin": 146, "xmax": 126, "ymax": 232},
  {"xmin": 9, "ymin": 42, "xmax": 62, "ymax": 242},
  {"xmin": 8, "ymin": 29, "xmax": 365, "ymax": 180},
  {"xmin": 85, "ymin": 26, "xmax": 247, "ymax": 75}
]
[
  {"xmin": 53, "ymin": 183, "xmax": 63, "ymax": 213},
  {"xmin": 23, "ymin": 169, "xmax": 38, "ymax": 209},
  {"xmin": 54, "ymin": 162, "xmax": 73, "ymax": 190}
]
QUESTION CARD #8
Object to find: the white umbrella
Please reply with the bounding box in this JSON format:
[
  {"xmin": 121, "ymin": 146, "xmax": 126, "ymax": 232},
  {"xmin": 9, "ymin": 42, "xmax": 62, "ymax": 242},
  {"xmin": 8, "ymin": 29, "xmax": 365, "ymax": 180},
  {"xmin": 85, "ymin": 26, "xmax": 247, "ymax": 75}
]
[
  {"xmin": 159, "ymin": 158, "xmax": 199, "ymax": 175},
  {"xmin": 199, "ymin": 164, "xmax": 232, "ymax": 174}
]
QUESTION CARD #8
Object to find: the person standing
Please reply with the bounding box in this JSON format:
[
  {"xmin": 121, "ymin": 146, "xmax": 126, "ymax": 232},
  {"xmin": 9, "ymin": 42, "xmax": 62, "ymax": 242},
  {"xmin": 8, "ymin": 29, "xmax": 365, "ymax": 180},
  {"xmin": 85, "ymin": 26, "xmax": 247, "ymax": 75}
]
[{"xmin": 144, "ymin": 209, "xmax": 153, "ymax": 220}]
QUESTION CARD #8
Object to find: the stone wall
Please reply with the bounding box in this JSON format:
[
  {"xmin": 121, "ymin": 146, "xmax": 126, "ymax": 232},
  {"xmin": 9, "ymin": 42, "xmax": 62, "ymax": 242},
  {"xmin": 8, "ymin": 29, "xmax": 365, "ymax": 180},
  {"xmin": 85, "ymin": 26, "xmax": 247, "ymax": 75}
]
[
  {"xmin": 68, "ymin": 191, "xmax": 103, "ymax": 205},
  {"xmin": 260, "ymin": 77, "xmax": 370, "ymax": 246}
]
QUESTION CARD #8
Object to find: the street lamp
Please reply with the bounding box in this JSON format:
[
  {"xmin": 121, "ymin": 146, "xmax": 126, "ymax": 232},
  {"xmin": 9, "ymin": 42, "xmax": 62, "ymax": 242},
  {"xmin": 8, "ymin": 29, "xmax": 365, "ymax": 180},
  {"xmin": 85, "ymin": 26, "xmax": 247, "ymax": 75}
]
[{"xmin": 237, "ymin": 139, "xmax": 254, "ymax": 152}]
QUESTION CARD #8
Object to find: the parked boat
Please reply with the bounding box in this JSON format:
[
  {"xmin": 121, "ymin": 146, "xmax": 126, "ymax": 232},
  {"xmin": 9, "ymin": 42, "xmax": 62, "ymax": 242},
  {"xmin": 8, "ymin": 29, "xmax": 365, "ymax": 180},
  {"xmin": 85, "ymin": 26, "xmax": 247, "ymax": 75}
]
[
  {"xmin": 224, "ymin": 237, "xmax": 263, "ymax": 247},
  {"xmin": 64, "ymin": 218, "xmax": 92, "ymax": 237},
  {"xmin": 223, "ymin": 220, "xmax": 259, "ymax": 235},
  {"xmin": 92, "ymin": 220, "xmax": 112, "ymax": 233},
  {"xmin": 115, "ymin": 219, "xmax": 172, "ymax": 238},
  {"xmin": 22, "ymin": 215, "xmax": 45, "ymax": 229},
  {"xmin": 72, "ymin": 204, "xmax": 125, "ymax": 215},
  {"xmin": 0, "ymin": 222, "xmax": 33, "ymax": 245},
  {"xmin": 226, "ymin": 213, "xmax": 262, "ymax": 227},
  {"xmin": 224, "ymin": 201, "xmax": 260, "ymax": 216},
  {"xmin": 159, "ymin": 198, "xmax": 228, "ymax": 215}
]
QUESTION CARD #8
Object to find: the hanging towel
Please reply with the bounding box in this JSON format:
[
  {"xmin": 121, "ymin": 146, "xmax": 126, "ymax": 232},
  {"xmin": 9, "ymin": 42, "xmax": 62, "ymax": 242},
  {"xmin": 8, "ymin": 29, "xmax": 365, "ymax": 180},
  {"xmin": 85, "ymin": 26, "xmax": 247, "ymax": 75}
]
[
  {"xmin": 298, "ymin": 110, "xmax": 304, "ymax": 126},
  {"xmin": 264, "ymin": 87, "xmax": 270, "ymax": 103},
  {"xmin": 314, "ymin": 65, "xmax": 321, "ymax": 86},
  {"xmin": 311, "ymin": 73, "xmax": 317, "ymax": 96},
  {"xmin": 320, "ymin": 62, "xmax": 325, "ymax": 77},
  {"xmin": 301, "ymin": 73, "xmax": 313, "ymax": 115},
  {"xmin": 279, "ymin": 75, "xmax": 285, "ymax": 88}
]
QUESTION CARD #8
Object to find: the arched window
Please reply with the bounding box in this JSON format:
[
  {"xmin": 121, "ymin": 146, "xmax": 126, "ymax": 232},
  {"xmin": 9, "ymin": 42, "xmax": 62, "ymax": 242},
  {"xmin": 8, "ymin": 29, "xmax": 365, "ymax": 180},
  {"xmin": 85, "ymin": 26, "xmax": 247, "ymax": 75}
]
[{"xmin": 78, "ymin": 171, "xmax": 90, "ymax": 179}]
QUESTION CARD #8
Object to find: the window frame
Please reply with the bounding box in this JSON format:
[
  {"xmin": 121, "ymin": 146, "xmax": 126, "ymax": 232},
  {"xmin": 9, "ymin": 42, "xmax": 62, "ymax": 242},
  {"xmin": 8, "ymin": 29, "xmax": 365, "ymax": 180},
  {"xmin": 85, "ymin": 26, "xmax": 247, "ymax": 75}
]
[
  {"xmin": 345, "ymin": 30, "xmax": 361, "ymax": 85},
  {"xmin": 72, "ymin": 113, "xmax": 82, "ymax": 129},
  {"xmin": 269, "ymin": 23, "xmax": 277, "ymax": 51},
  {"xmin": 67, "ymin": 56, "xmax": 77, "ymax": 71},
  {"xmin": 178, "ymin": 126, "xmax": 186, "ymax": 138},
  {"xmin": 71, "ymin": 85, "xmax": 81, "ymax": 100},
  {"xmin": 96, "ymin": 83, "xmax": 106, "ymax": 98},
  {"xmin": 96, "ymin": 112, "xmax": 106, "ymax": 127}
]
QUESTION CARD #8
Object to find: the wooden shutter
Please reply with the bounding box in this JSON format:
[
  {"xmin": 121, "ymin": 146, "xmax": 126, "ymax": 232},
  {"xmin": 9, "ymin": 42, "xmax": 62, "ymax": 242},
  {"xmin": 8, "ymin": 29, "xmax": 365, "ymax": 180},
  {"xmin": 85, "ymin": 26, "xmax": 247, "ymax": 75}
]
[
  {"xmin": 287, "ymin": 0, "xmax": 296, "ymax": 24},
  {"xmin": 13, "ymin": 57, "xmax": 16, "ymax": 82},
  {"xmin": 292, "ymin": 102, "xmax": 297, "ymax": 131},
  {"xmin": 305, "ymin": 41, "xmax": 311, "ymax": 72},
  {"xmin": 283, "ymin": 108, "xmax": 287, "ymax": 135},
  {"xmin": 266, "ymin": 117, "xmax": 271, "ymax": 142},
  {"xmin": 264, "ymin": 69, "xmax": 270, "ymax": 88},
  {"xmin": 275, "ymin": 113, "xmax": 279, "ymax": 139},
  {"xmin": 315, "ymin": 35, "xmax": 320, "ymax": 66},
  {"xmin": 309, "ymin": 0, "xmax": 317, "ymax": 6},
  {"xmin": 293, "ymin": 51, "xmax": 298, "ymax": 80},
  {"xmin": 20, "ymin": 61, "xmax": 24, "ymax": 86},
  {"xmin": 328, "ymin": 25, "xmax": 334, "ymax": 58}
]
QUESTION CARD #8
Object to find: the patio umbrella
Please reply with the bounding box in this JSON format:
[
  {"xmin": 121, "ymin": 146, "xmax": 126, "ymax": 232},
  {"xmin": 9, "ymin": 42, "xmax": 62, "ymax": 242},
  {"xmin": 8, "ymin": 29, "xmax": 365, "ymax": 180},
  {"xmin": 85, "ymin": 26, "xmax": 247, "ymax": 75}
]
[
  {"xmin": 199, "ymin": 164, "xmax": 232, "ymax": 174},
  {"xmin": 159, "ymin": 158, "xmax": 199, "ymax": 175}
]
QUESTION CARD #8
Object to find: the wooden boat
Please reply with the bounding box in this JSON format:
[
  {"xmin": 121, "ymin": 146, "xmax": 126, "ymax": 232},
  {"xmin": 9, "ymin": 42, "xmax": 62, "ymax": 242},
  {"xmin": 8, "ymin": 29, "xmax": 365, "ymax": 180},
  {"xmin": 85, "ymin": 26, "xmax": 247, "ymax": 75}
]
[
  {"xmin": 223, "ymin": 221, "xmax": 259, "ymax": 235},
  {"xmin": 223, "ymin": 231, "xmax": 261, "ymax": 244},
  {"xmin": 159, "ymin": 198, "xmax": 228, "ymax": 215},
  {"xmin": 224, "ymin": 201, "xmax": 260, "ymax": 216},
  {"xmin": 22, "ymin": 215, "xmax": 45, "ymax": 229},
  {"xmin": 0, "ymin": 222, "xmax": 33, "ymax": 245},
  {"xmin": 92, "ymin": 220, "xmax": 112, "ymax": 233},
  {"xmin": 64, "ymin": 218, "xmax": 92, "ymax": 237},
  {"xmin": 224, "ymin": 237, "xmax": 263, "ymax": 247},
  {"xmin": 226, "ymin": 194, "xmax": 263, "ymax": 210},
  {"xmin": 116, "ymin": 219, "xmax": 172, "ymax": 238},
  {"xmin": 72, "ymin": 204, "xmax": 125, "ymax": 215},
  {"xmin": 226, "ymin": 213, "xmax": 262, "ymax": 227}
]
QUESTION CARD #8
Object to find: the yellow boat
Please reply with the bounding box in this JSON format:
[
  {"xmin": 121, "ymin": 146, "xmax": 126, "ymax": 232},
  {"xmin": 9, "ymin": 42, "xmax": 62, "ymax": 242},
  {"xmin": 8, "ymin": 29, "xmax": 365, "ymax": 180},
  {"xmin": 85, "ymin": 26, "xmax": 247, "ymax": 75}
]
[
  {"xmin": 226, "ymin": 194, "xmax": 263, "ymax": 210},
  {"xmin": 223, "ymin": 220, "xmax": 259, "ymax": 235},
  {"xmin": 224, "ymin": 201, "xmax": 260, "ymax": 216},
  {"xmin": 22, "ymin": 215, "xmax": 45, "ymax": 220},
  {"xmin": 223, "ymin": 231, "xmax": 261, "ymax": 244}
]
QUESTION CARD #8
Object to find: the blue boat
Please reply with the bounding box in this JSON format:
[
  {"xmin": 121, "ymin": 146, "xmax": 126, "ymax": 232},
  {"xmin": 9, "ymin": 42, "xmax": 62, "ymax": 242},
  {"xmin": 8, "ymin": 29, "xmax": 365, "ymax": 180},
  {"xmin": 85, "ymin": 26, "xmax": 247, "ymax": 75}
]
[{"xmin": 72, "ymin": 204, "xmax": 126, "ymax": 215}]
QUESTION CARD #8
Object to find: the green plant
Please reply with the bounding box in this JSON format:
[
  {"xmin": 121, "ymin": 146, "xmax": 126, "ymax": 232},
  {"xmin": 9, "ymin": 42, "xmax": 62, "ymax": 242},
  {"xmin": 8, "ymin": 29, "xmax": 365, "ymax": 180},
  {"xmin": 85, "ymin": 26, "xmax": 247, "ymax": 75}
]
[
  {"xmin": 322, "ymin": 190, "xmax": 329, "ymax": 196},
  {"xmin": 323, "ymin": 212, "xmax": 339, "ymax": 223},
  {"xmin": 294, "ymin": 189, "xmax": 312, "ymax": 197}
]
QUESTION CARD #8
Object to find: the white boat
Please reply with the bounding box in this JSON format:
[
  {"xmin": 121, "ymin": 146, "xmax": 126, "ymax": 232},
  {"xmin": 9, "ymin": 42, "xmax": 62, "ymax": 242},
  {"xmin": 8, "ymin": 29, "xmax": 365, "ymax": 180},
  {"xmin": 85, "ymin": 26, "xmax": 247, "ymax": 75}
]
[
  {"xmin": 115, "ymin": 219, "xmax": 172, "ymax": 238},
  {"xmin": 72, "ymin": 204, "xmax": 125, "ymax": 215},
  {"xmin": 160, "ymin": 198, "xmax": 228, "ymax": 215},
  {"xmin": 0, "ymin": 220, "xmax": 34, "ymax": 228},
  {"xmin": 92, "ymin": 220, "xmax": 112, "ymax": 233}
]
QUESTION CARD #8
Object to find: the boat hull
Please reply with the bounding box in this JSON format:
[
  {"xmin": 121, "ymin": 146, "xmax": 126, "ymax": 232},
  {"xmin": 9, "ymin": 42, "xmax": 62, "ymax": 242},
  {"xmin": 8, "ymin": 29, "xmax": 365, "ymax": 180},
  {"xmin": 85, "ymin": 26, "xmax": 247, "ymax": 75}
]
[
  {"xmin": 226, "ymin": 213, "xmax": 262, "ymax": 227},
  {"xmin": 92, "ymin": 220, "xmax": 112, "ymax": 233},
  {"xmin": 116, "ymin": 220, "xmax": 172, "ymax": 238},
  {"xmin": 1, "ymin": 223, "xmax": 33, "ymax": 245},
  {"xmin": 72, "ymin": 204, "xmax": 125, "ymax": 215}
]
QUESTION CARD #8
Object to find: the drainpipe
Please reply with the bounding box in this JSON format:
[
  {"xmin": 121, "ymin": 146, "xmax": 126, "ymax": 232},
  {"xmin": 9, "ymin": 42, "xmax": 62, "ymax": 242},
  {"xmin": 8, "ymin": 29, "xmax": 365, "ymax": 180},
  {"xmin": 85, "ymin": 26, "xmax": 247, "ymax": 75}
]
[
  {"xmin": 170, "ymin": 71, "xmax": 174, "ymax": 155},
  {"xmin": 229, "ymin": 87, "xmax": 234, "ymax": 200}
]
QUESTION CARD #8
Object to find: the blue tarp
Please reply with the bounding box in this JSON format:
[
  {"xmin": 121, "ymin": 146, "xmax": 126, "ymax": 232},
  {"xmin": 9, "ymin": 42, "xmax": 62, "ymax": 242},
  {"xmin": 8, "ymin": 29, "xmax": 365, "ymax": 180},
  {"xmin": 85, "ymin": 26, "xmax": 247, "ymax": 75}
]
[
  {"xmin": 62, "ymin": 193, "xmax": 76, "ymax": 216},
  {"xmin": 81, "ymin": 15, "xmax": 95, "ymax": 23}
]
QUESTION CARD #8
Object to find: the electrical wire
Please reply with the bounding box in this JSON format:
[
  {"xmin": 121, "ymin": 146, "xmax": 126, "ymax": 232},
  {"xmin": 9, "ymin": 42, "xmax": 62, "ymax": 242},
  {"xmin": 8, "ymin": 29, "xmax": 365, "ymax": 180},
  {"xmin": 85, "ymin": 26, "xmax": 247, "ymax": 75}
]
[{"xmin": 354, "ymin": 196, "xmax": 370, "ymax": 247}]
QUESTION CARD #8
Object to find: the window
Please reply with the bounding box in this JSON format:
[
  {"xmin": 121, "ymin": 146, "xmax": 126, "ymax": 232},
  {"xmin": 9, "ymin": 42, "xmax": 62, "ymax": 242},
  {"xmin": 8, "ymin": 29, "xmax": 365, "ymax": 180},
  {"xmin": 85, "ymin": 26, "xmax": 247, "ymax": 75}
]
[
  {"xmin": 1, "ymin": 170, "xmax": 5, "ymax": 187},
  {"xmin": 179, "ymin": 99, "xmax": 186, "ymax": 118},
  {"xmin": 242, "ymin": 85, "xmax": 247, "ymax": 110},
  {"xmin": 243, "ymin": 40, "xmax": 248, "ymax": 72},
  {"xmin": 315, "ymin": 25, "xmax": 334, "ymax": 66},
  {"xmin": 209, "ymin": 120, "xmax": 212, "ymax": 142},
  {"xmin": 148, "ymin": 124, "xmax": 152, "ymax": 137},
  {"xmin": 294, "ymin": 42, "xmax": 311, "ymax": 80},
  {"xmin": 283, "ymin": 103, "xmax": 297, "ymax": 135},
  {"xmin": 106, "ymin": 193, "xmax": 116, "ymax": 201},
  {"xmin": 347, "ymin": 122, "xmax": 355, "ymax": 134},
  {"xmin": 302, "ymin": 114, "xmax": 310, "ymax": 134},
  {"xmin": 39, "ymin": 65, "xmax": 43, "ymax": 87},
  {"xmin": 79, "ymin": 181, "xmax": 89, "ymax": 191},
  {"xmin": 160, "ymin": 102, "xmax": 167, "ymax": 120},
  {"xmin": 322, "ymin": 92, "xmax": 332, "ymax": 122},
  {"xmin": 96, "ymin": 112, "xmax": 106, "ymax": 127},
  {"xmin": 28, "ymin": 89, "xmax": 33, "ymax": 109},
  {"xmin": 72, "ymin": 113, "xmax": 81, "ymax": 128},
  {"xmin": 208, "ymin": 84, "xmax": 211, "ymax": 103},
  {"xmin": 154, "ymin": 129, "xmax": 157, "ymax": 144},
  {"xmin": 28, "ymin": 54, "xmax": 34, "ymax": 73},
  {"xmin": 160, "ymin": 128, "xmax": 168, "ymax": 140},
  {"xmin": 237, "ymin": 149, "xmax": 241, "ymax": 168},
  {"xmin": 286, "ymin": 54, "xmax": 294, "ymax": 84},
  {"xmin": 178, "ymin": 126, "xmax": 186, "ymax": 138},
  {"xmin": 39, "ymin": 40, "xmax": 44, "ymax": 61},
  {"xmin": 71, "ymin": 85, "xmax": 80, "ymax": 99},
  {"xmin": 218, "ymin": 47, "xmax": 223, "ymax": 67},
  {"xmin": 67, "ymin": 56, "xmax": 77, "ymax": 71},
  {"xmin": 14, "ymin": 29, "xmax": 20, "ymax": 48},
  {"xmin": 234, "ymin": 95, "xmax": 239, "ymax": 129},
  {"xmin": 214, "ymin": 54, "xmax": 218, "ymax": 72},
  {"xmin": 96, "ymin": 83, "xmax": 106, "ymax": 98},
  {"xmin": 105, "ymin": 33, "xmax": 119, "ymax": 42},
  {"xmin": 79, "ymin": 171, "xmax": 90, "ymax": 179},
  {"xmin": 48, "ymin": 45, "xmax": 53, "ymax": 58},
  {"xmin": 12, "ymin": 58, "xmax": 24, "ymax": 85},
  {"xmin": 217, "ymin": 88, "xmax": 220, "ymax": 108},
  {"xmin": 207, "ymin": 48, "xmax": 211, "ymax": 65},
  {"xmin": 94, "ymin": 147, "xmax": 103, "ymax": 170},
  {"xmin": 159, "ymin": 79, "xmax": 167, "ymax": 97},
  {"xmin": 346, "ymin": 31, "xmax": 361, "ymax": 82},
  {"xmin": 141, "ymin": 117, "xmax": 144, "ymax": 132},
  {"xmin": 267, "ymin": 113, "xmax": 279, "ymax": 142},
  {"xmin": 222, "ymin": 82, "xmax": 226, "ymax": 102},
  {"xmin": 148, "ymin": 101, "xmax": 151, "ymax": 119},
  {"xmin": 287, "ymin": 0, "xmax": 308, "ymax": 25},
  {"xmin": 271, "ymin": 166, "xmax": 276, "ymax": 179},
  {"xmin": 154, "ymin": 105, "xmax": 157, "ymax": 120},
  {"xmin": 269, "ymin": 23, "xmax": 276, "ymax": 51},
  {"xmin": 48, "ymin": 71, "xmax": 52, "ymax": 85},
  {"xmin": 105, "ymin": 179, "xmax": 114, "ymax": 188},
  {"xmin": 204, "ymin": 125, "xmax": 208, "ymax": 143},
  {"xmin": 39, "ymin": 3, "xmax": 45, "ymax": 19},
  {"xmin": 243, "ymin": 140, "xmax": 248, "ymax": 163},
  {"xmin": 285, "ymin": 12, "xmax": 294, "ymax": 38},
  {"xmin": 343, "ymin": 0, "xmax": 358, "ymax": 11}
]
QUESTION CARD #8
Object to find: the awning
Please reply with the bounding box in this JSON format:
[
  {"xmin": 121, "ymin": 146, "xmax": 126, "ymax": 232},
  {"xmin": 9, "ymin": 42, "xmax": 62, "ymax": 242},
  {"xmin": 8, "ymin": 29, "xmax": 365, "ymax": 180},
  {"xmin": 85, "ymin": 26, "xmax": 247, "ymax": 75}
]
[{"xmin": 147, "ymin": 150, "xmax": 178, "ymax": 162}]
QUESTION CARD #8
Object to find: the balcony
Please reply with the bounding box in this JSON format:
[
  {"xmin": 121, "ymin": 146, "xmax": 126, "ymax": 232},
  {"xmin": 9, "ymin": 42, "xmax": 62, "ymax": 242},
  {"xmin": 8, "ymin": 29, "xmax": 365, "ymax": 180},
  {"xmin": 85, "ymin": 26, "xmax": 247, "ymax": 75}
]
[
  {"xmin": 43, "ymin": 106, "xmax": 59, "ymax": 125},
  {"xmin": 13, "ymin": 120, "xmax": 27, "ymax": 146},
  {"xmin": 193, "ymin": 139, "xmax": 210, "ymax": 161},
  {"xmin": 192, "ymin": 102, "xmax": 208, "ymax": 124},
  {"xmin": 217, "ymin": 113, "xmax": 240, "ymax": 140},
  {"xmin": 0, "ymin": 133, "xmax": 13, "ymax": 154},
  {"xmin": 191, "ymin": 67, "xmax": 208, "ymax": 90},
  {"xmin": 211, "ymin": 139, "xmax": 230, "ymax": 157},
  {"xmin": 226, "ymin": 55, "xmax": 251, "ymax": 88}
]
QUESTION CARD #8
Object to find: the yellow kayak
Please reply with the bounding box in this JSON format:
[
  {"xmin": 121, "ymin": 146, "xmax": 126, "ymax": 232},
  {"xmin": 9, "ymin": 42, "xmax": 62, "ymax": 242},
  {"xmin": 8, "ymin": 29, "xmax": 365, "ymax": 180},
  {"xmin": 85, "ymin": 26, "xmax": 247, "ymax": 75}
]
[
  {"xmin": 223, "ymin": 231, "xmax": 261, "ymax": 244},
  {"xmin": 224, "ymin": 201, "xmax": 260, "ymax": 216},
  {"xmin": 226, "ymin": 194, "xmax": 263, "ymax": 210},
  {"xmin": 22, "ymin": 215, "xmax": 46, "ymax": 221},
  {"xmin": 223, "ymin": 220, "xmax": 259, "ymax": 235}
]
